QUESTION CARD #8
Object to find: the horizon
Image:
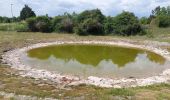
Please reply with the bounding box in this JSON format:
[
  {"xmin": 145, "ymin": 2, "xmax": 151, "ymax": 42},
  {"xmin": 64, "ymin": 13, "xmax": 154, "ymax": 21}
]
[{"xmin": 0, "ymin": 0, "xmax": 170, "ymax": 18}]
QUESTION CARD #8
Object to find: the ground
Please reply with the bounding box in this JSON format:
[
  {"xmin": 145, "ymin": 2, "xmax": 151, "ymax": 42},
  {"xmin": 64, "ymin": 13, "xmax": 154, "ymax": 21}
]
[{"xmin": 0, "ymin": 26, "xmax": 170, "ymax": 100}]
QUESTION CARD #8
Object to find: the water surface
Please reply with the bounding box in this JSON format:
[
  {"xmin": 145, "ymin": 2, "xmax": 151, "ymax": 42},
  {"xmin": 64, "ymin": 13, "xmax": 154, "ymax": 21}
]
[{"xmin": 22, "ymin": 44, "xmax": 170, "ymax": 78}]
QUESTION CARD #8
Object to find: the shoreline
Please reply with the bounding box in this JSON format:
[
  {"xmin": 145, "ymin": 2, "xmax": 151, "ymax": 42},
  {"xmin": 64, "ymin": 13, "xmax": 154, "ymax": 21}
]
[{"xmin": 2, "ymin": 40, "xmax": 170, "ymax": 88}]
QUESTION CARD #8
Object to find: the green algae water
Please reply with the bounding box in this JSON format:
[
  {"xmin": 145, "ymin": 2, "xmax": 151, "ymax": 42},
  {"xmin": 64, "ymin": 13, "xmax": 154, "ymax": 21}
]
[{"xmin": 23, "ymin": 44, "xmax": 170, "ymax": 78}]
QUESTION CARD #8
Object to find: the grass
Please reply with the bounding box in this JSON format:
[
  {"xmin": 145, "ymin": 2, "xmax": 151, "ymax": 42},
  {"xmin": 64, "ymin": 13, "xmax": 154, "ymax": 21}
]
[
  {"xmin": 108, "ymin": 88, "xmax": 135, "ymax": 96},
  {"xmin": 0, "ymin": 22, "xmax": 27, "ymax": 32},
  {"xmin": 0, "ymin": 24, "xmax": 170, "ymax": 99}
]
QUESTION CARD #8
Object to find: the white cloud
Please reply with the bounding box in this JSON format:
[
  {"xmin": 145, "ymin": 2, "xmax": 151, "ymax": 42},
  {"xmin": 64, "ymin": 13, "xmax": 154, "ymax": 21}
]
[{"xmin": 0, "ymin": 0, "xmax": 170, "ymax": 17}]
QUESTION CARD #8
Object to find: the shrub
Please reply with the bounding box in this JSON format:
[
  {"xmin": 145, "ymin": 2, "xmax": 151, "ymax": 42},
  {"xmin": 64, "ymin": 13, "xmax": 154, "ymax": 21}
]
[
  {"xmin": 16, "ymin": 22, "xmax": 28, "ymax": 32},
  {"xmin": 52, "ymin": 17, "xmax": 73, "ymax": 33},
  {"xmin": 76, "ymin": 18, "xmax": 104, "ymax": 35},
  {"xmin": 26, "ymin": 17, "xmax": 37, "ymax": 32},
  {"xmin": 26, "ymin": 16, "xmax": 52, "ymax": 32},
  {"xmin": 35, "ymin": 16, "xmax": 52, "ymax": 32}
]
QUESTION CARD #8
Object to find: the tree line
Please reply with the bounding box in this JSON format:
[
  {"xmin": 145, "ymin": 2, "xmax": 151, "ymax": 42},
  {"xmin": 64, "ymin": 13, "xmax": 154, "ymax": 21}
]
[{"xmin": 0, "ymin": 5, "xmax": 170, "ymax": 36}]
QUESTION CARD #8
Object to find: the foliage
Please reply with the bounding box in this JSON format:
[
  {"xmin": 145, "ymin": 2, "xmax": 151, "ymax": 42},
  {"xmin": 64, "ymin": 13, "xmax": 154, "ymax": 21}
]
[
  {"xmin": 104, "ymin": 16, "xmax": 115, "ymax": 34},
  {"xmin": 76, "ymin": 18, "xmax": 104, "ymax": 35},
  {"xmin": 157, "ymin": 15, "xmax": 170, "ymax": 27},
  {"xmin": 152, "ymin": 6, "xmax": 170, "ymax": 27},
  {"xmin": 75, "ymin": 9, "xmax": 105, "ymax": 35},
  {"xmin": 26, "ymin": 16, "xmax": 52, "ymax": 32},
  {"xmin": 26, "ymin": 17, "xmax": 37, "ymax": 32},
  {"xmin": 2, "ymin": 5, "xmax": 170, "ymax": 35},
  {"xmin": 77, "ymin": 9, "xmax": 105, "ymax": 23},
  {"xmin": 0, "ymin": 17, "xmax": 20, "ymax": 23},
  {"xmin": 20, "ymin": 5, "xmax": 36, "ymax": 20},
  {"xmin": 52, "ymin": 15, "xmax": 73, "ymax": 33},
  {"xmin": 140, "ymin": 17, "xmax": 149, "ymax": 25},
  {"xmin": 0, "ymin": 22, "xmax": 27, "ymax": 32},
  {"xmin": 112, "ymin": 11, "xmax": 142, "ymax": 35}
]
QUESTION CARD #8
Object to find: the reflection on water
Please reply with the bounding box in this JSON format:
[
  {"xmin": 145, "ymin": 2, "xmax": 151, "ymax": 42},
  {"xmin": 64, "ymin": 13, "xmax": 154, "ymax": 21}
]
[{"xmin": 21, "ymin": 44, "xmax": 170, "ymax": 78}]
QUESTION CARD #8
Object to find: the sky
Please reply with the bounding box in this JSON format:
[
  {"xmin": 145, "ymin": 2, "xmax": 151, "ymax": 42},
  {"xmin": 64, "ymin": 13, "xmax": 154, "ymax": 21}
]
[{"xmin": 0, "ymin": 0, "xmax": 170, "ymax": 17}]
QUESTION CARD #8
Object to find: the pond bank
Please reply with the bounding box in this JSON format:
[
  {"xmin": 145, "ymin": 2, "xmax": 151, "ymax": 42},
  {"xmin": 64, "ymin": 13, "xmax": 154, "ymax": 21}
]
[{"xmin": 2, "ymin": 40, "xmax": 170, "ymax": 88}]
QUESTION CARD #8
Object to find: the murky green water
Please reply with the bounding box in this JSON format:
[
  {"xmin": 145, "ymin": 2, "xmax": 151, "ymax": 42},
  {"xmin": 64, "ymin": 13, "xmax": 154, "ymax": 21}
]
[{"xmin": 22, "ymin": 44, "xmax": 170, "ymax": 78}]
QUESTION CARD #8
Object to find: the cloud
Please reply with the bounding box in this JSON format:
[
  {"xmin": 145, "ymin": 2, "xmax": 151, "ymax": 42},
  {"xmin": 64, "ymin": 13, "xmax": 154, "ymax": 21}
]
[{"xmin": 0, "ymin": 0, "xmax": 170, "ymax": 17}]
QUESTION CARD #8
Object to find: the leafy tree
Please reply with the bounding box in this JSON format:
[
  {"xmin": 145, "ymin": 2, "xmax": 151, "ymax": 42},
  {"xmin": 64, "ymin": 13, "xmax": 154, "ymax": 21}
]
[
  {"xmin": 76, "ymin": 18, "xmax": 104, "ymax": 35},
  {"xmin": 75, "ymin": 9, "xmax": 105, "ymax": 35},
  {"xmin": 112, "ymin": 11, "xmax": 142, "ymax": 35},
  {"xmin": 0, "ymin": 17, "xmax": 11, "ymax": 23},
  {"xmin": 104, "ymin": 16, "xmax": 115, "ymax": 34},
  {"xmin": 77, "ymin": 9, "xmax": 105, "ymax": 23},
  {"xmin": 20, "ymin": 5, "xmax": 36, "ymax": 20},
  {"xmin": 152, "ymin": 6, "xmax": 170, "ymax": 27}
]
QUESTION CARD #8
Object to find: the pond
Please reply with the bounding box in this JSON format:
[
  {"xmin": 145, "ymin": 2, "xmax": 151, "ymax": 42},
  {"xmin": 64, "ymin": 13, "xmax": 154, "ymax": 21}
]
[{"xmin": 21, "ymin": 44, "xmax": 170, "ymax": 79}]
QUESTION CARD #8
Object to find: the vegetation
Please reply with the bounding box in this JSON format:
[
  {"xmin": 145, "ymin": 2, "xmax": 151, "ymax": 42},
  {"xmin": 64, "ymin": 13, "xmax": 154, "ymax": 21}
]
[
  {"xmin": 0, "ymin": 22, "xmax": 27, "ymax": 32},
  {"xmin": 0, "ymin": 31, "xmax": 170, "ymax": 99},
  {"xmin": 0, "ymin": 2, "xmax": 170, "ymax": 100},
  {"xmin": 52, "ymin": 15, "xmax": 74, "ymax": 33},
  {"xmin": 112, "ymin": 11, "xmax": 142, "ymax": 36},
  {"xmin": 26, "ymin": 16, "xmax": 52, "ymax": 32},
  {"xmin": 152, "ymin": 6, "xmax": 170, "ymax": 27},
  {"xmin": 0, "ymin": 5, "xmax": 170, "ymax": 36},
  {"xmin": 20, "ymin": 5, "xmax": 36, "ymax": 20}
]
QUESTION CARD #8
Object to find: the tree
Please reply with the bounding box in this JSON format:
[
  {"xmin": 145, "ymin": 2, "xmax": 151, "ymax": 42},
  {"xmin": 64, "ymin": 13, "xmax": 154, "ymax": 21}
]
[
  {"xmin": 112, "ymin": 11, "xmax": 142, "ymax": 35},
  {"xmin": 20, "ymin": 5, "xmax": 36, "ymax": 20},
  {"xmin": 152, "ymin": 6, "xmax": 170, "ymax": 27},
  {"xmin": 75, "ymin": 9, "xmax": 105, "ymax": 35},
  {"xmin": 77, "ymin": 9, "xmax": 105, "ymax": 23},
  {"xmin": 76, "ymin": 18, "xmax": 104, "ymax": 35},
  {"xmin": 104, "ymin": 16, "xmax": 115, "ymax": 34}
]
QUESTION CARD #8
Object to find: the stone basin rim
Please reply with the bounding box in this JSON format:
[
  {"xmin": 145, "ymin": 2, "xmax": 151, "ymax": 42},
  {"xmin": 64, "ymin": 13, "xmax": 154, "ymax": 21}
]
[{"xmin": 2, "ymin": 40, "xmax": 170, "ymax": 88}]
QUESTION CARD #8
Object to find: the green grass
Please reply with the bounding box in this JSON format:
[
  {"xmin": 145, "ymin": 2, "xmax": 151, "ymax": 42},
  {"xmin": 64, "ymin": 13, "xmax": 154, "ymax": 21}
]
[
  {"xmin": 0, "ymin": 22, "xmax": 27, "ymax": 32},
  {"xmin": 108, "ymin": 88, "xmax": 135, "ymax": 96}
]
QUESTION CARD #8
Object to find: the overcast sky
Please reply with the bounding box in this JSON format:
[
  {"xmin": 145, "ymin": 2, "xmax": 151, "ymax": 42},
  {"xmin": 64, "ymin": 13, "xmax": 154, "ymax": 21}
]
[{"xmin": 0, "ymin": 0, "xmax": 170, "ymax": 17}]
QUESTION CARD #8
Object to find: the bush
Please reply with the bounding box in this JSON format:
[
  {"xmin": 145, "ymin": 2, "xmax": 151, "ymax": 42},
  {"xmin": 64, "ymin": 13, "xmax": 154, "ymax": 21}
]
[
  {"xmin": 16, "ymin": 22, "xmax": 28, "ymax": 32},
  {"xmin": 35, "ymin": 16, "xmax": 52, "ymax": 32},
  {"xmin": 26, "ymin": 17, "xmax": 37, "ymax": 32},
  {"xmin": 52, "ymin": 17, "xmax": 73, "ymax": 33},
  {"xmin": 26, "ymin": 16, "xmax": 52, "ymax": 32},
  {"xmin": 76, "ymin": 18, "xmax": 104, "ymax": 35}
]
